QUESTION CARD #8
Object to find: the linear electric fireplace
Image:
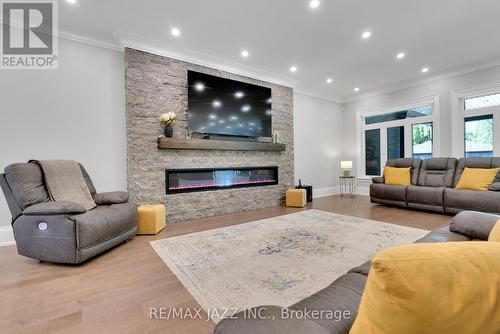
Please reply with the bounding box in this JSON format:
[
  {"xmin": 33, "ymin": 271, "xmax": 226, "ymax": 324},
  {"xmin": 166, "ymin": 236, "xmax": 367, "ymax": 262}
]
[{"xmin": 166, "ymin": 166, "xmax": 278, "ymax": 194}]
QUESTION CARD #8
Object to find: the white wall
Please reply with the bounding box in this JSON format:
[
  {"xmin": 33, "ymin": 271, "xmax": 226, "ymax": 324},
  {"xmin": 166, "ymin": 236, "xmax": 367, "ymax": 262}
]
[
  {"xmin": 0, "ymin": 38, "xmax": 126, "ymax": 232},
  {"xmin": 342, "ymin": 65, "xmax": 500, "ymax": 192},
  {"xmin": 294, "ymin": 93, "xmax": 343, "ymax": 197}
]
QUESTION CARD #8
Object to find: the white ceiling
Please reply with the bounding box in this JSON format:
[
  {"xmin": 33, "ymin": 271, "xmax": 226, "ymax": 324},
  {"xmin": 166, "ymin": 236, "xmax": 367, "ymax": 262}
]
[{"xmin": 59, "ymin": 0, "xmax": 500, "ymax": 101}]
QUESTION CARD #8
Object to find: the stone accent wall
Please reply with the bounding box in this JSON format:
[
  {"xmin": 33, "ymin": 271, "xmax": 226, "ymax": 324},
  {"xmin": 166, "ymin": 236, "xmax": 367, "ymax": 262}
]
[{"xmin": 125, "ymin": 48, "xmax": 294, "ymax": 223}]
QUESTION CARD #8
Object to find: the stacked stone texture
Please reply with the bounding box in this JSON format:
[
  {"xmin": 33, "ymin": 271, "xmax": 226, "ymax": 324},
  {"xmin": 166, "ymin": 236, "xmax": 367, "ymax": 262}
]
[{"xmin": 125, "ymin": 48, "xmax": 294, "ymax": 223}]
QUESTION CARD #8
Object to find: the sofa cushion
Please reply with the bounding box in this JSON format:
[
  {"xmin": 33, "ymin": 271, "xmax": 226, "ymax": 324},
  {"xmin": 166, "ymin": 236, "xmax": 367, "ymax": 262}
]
[
  {"xmin": 350, "ymin": 242, "xmax": 500, "ymax": 334},
  {"xmin": 407, "ymin": 185, "xmax": 445, "ymax": 207},
  {"xmin": 370, "ymin": 183, "xmax": 407, "ymax": 202},
  {"xmin": 444, "ymin": 188, "xmax": 500, "ymax": 214},
  {"xmin": 384, "ymin": 167, "xmax": 411, "ymax": 185},
  {"xmin": 70, "ymin": 202, "xmax": 137, "ymax": 249},
  {"xmin": 23, "ymin": 201, "xmax": 86, "ymax": 215},
  {"xmin": 450, "ymin": 211, "xmax": 499, "ymax": 240},
  {"xmin": 4, "ymin": 163, "xmax": 49, "ymax": 209},
  {"xmin": 289, "ymin": 273, "xmax": 366, "ymax": 334},
  {"xmin": 417, "ymin": 157, "xmax": 456, "ymax": 187},
  {"xmin": 385, "ymin": 158, "xmax": 422, "ymax": 185}
]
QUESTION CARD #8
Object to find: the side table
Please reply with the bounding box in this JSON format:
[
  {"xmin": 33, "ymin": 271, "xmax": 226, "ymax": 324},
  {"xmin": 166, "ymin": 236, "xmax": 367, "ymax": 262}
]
[{"xmin": 340, "ymin": 176, "xmax": 356, "ymax": 197}]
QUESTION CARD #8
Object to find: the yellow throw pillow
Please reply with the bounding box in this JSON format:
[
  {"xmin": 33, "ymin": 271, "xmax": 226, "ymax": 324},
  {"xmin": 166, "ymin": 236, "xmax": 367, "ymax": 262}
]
[
  {"xmin": 456, "ymin": 167, "xmax": 500, "ymax": 191},
  {"xmin": 384, "ymin": 167, "xmax": 411, "ymax": 186},
  {"xmin": 350, "ymin": 242, "xmax": 500, "ymax": 334},
  {"xmin": 488, "ymin": 218, "xmax": 500, "ymax": 242}
]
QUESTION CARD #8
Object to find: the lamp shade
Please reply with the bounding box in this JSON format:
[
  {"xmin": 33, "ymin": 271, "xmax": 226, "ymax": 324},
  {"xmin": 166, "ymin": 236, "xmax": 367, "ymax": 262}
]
[{"xmin": 341, "ymin": 161, "xmax": 353, "ymax": 169}]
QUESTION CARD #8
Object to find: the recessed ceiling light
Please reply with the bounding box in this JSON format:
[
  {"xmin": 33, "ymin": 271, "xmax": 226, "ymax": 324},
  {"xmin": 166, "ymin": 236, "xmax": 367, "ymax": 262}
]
[
  {"xmin": 241, "ymin": 105, "xmax": 251, "ymax": 112},
  {"xmin": 354, "ymin": 87, "xmax": 360, "ymax": 92},
  {"xmin": 194, "ymin": 82, "xmax": 205, "ymax": 92},
  {"xmin": 171, "ymin": 27, "xmax": 181, "ymax": 37},
  {"xmin": 235, "ymin": 91, "xmax": 244, "ymax": 98},
  {"xmin": 396, "ymin": 52, "xmax": 406, "ymax": 59},
  {"xmin": 309, "ymin": 0, "xmax": 320, "ymax": 9},
  {"xmin": 230, "ymin": 116, "xmax": 238, "ymax": 121},
  {"xmin": 241, "ymin": 50, "xmax": 249, "ymax": 58},
  {"xmin": 212, "ymin": 100, "xmax": 222, "ymax": 108},
  {"xmin": 290, "ymin": 66, "xmax": 298, "ymax": 73},
  {"xmin": 66, "ymin": 0, "xmax": 77, "ymax": 4},
  {"xmin": 209, "ymin": 114, "xmax": 217, "ymax": 119},
  {"xmin": 421, "ymin": 67, "xmax": 429, "ymax": 73},
  {"xmin": 361, "ymin": 31, "xmax": 371, "ymax": 39},
  {"xmin": 326, "ymin": 78, "xmax": 333, "ymax": 84},
  {"xmin": 219, "ymin": 120, "xmax": 225, "ymax": 124}
]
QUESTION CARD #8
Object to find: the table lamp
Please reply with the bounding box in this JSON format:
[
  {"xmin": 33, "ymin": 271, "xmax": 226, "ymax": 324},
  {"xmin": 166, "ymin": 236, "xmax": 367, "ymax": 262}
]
[{"xmin": 341, "ymin": 161, "xmax": 353, "ymax": 177}]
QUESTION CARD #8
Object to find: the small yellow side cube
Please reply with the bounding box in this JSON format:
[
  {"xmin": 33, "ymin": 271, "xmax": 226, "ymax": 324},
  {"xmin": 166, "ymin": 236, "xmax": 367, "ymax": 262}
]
[
  {"xmin": 286, "ymin": 189, "xmax": 307, "ymax": 208},
  {"xmin": 137, "ymin": 204, "xmax": 166, "ymax": 235}
]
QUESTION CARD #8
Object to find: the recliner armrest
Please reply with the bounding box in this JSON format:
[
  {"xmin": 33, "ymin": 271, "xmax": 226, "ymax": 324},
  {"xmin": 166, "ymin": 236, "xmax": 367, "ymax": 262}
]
[
  {"xmin": 450, "ymin": 211, "xmax": 499, "ymax": 240},
  {"xmin": 372, "ymin": 177, "xmax": 385, "ymax": 184},
  {"xmin": 93, "ymin": 191, "xmax": 129, "ymax": 205},
  {"xmin": 23, "ymin": 201, "xmax": 86, "ymax": 215}
]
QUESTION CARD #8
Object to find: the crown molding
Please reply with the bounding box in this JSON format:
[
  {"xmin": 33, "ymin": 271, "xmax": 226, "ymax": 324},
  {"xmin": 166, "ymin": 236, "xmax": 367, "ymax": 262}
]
[
  {"xmin": 342, "ymin": 59, "xmax": 500, "ymax": 104},
  {"xmin": 59, "ymin": 30, "xmax": 122, "ymax": 51},
  {"xmin": 116, "ymin": 31, "xmax": 299, "ymax": 89},
  {"xmin": 294, "ymin": 89, "xmax": 343, "ymax": 104}
]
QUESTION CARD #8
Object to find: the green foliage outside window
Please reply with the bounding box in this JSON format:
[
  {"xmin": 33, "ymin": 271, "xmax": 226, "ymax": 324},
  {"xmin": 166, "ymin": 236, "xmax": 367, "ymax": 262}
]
[{"xmin": 412, "ymin": 123, "xmax": 432, "ymax": 145}]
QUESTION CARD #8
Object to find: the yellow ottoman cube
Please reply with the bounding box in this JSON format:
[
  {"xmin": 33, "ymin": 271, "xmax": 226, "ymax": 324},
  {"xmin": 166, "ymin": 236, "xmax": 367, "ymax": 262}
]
[
  {"xmin": 137, "ymin": 204, "xmax": 166, "ymax": 235},
  {"xmin": 286, "ymin": 189, "xmax": 307, "ymax": 208}
]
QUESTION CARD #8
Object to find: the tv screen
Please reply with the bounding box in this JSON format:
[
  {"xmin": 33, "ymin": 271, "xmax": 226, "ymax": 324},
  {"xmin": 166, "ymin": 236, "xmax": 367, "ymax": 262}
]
[{"xmin": 188, "ymin": 71, "xmax": 272, "ymax": 138}]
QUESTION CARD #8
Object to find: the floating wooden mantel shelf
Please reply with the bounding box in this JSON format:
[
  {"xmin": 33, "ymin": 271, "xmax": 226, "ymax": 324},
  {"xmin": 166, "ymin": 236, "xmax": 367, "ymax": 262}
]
[{"xmin": 157, "ymin": 137, "xmax": 286, "ymax": 152}]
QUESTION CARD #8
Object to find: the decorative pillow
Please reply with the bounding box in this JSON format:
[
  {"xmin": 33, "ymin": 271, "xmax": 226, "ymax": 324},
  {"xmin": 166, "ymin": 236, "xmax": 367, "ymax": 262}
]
[
  {"xmin": 350, "ymin": 242, "xmax": 500, "ymax": 334},
  {"xmin": 384, "ymin": 167, "xmax": 411, "ymax": 186},
  {"xmin": 455, "ymin": 167, "xmax": 500, "ymax": 191},
  {"xmin": 488, "ymin": 219, "xmax": 500, "ymax": 242}
]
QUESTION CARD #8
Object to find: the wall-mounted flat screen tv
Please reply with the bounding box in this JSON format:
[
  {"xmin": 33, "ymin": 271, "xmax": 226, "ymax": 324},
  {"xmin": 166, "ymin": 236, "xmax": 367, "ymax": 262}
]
[{"xmin": 187, "ymin": 70, "xmax": 272, "ymax": 138}]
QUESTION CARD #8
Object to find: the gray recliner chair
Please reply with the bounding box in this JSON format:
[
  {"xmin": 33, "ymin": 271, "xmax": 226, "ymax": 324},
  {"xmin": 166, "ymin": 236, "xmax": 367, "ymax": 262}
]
[{"xmin": 0, "ymin": 162, "xmax": 137, "ymax": 264}]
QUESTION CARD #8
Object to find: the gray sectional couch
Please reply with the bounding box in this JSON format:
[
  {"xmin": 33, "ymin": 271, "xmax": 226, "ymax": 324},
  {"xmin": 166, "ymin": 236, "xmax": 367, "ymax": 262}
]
[
  {"xmin": 214, "ymin": 211, "xmax": 499, "ymax": 334},
  {"xmin": 370, "ymin": 157, "xmax": 500, "ymax": 214},
  {"xmin": 0, "ymin": 162, "xmax": 137, "ymax": 264}
]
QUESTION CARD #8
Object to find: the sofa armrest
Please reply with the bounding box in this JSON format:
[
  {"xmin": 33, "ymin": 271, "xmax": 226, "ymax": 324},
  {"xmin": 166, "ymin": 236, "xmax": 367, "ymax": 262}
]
[
  {"xmin": 23, "ymin": 201, "xmax": 86, "ymax": 216},
  {"xmin": 93, "ymin": 191, "xmax": 129, "ymax": 205},
  {"xmin": 449, "ymin": 211, "xmax": 499, "ymax": 240},
  {"xmin": 372, "ymin": 177, "xmax": 385, "ymax": 184}
]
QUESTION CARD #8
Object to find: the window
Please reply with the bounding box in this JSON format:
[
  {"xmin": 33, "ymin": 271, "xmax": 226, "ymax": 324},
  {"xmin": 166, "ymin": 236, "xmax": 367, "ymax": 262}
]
[
  {"xmin": 365, "ymin": 105, "xmax": 433, "ymax": 125},
  {"xmin": 464, "ymin": 115, "xmax": 493, "ymax": 157},
  {"xmin": 365, "ymin": 129, "xmax": 381, "ymax": 176},
  {"xmin": 412, "ymin": 123, "xmax": 433, "ymax": 159},
  {"xmin": 456, "ymin": 90, "xmax": 500, "ymax": 158},
  {"xmin": 464, "ymin": 92, "xmax": 500, "ymax": 111},
  {"xmin": 387, "ymin": 126, "xmax": 405, "ymax": 160},
  {"xmin": 360, "ymin": 102, "xmax": 436, "ymax": 176}
]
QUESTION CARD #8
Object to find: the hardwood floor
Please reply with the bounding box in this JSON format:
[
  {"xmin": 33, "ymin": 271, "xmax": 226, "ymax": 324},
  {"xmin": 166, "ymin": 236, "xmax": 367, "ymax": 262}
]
[{"xmin": 0, "ymin": 195, "xmax": 451, "ymax": 334}]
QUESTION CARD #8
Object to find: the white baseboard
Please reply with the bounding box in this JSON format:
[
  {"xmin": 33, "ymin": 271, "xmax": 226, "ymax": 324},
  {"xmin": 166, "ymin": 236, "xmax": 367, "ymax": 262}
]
[
  {"xmin": 313, "ymin": 185, "xmax": 370, "ymax": 198},
  {"xmin": 0, "ymin": 226, "xmax": 15, "ymax": 246},
  {"xmin": 314, "ymin": 186, "xmax": 340, "ymax": 198}
]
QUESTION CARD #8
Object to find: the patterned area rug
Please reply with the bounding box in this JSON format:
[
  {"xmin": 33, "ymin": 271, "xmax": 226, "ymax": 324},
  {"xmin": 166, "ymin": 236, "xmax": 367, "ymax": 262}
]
[{"xmin": 150, "ymin": 210, "xmax": 428, "ymax": 321}]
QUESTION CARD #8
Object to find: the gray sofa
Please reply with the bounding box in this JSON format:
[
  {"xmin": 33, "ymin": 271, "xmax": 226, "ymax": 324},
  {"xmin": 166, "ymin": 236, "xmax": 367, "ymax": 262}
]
[
  {"xmin": 214, "ymin": 211, "xmax": 499, "ymax": 334},
  {"xmin": 0, "ymin": 162, "xmax": 137, "ymax": 264},
  {"xmin": 370, "ymin": 157, "xmax": 500, "ymax": 214}
]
